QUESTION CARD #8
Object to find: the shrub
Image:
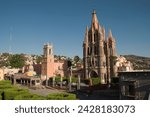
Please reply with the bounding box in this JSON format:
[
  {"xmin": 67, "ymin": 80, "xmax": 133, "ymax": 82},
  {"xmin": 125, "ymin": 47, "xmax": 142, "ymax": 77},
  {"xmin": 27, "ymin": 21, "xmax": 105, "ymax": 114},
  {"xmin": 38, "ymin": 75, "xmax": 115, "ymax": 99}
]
[
  {"xmin": 71, "ymin": 77, "xmax": 78, "ymax": 83},
  {"xmin": 55, "ymin": 77, "xmax": 61, "ymax": 82},
  {"xmin": 46, "ymin": 93, "xmax": 76, "ymax": 100},
  {"xmin": 82, "ymin": 78, "xmax": 100, "ymax": 85},
  {"xmin": 63, "ymin": 77, "xmax": 78, "ymax": 83},
  {"xmin": 55, "ymin": 77, "xmax": 78, "ymax": 85},
  {"xmin": 91, "ymin": 78, "xmax": 101, "ymax": 85},
  {"xmin": 4, "ymin": 88, "xmax": 29, "ymax": 100},
  {"xmin": 14, "ymin": 93, "xmax": 47, "ymax": 100}
]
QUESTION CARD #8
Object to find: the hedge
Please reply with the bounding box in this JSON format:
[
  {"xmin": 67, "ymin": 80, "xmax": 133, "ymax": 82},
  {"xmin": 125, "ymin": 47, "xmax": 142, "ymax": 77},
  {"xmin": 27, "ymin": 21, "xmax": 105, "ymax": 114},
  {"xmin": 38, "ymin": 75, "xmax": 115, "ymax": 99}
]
[
  {"xmin": 0, "ymin": 80, "xmax": 13, "ymax": 89},
  {"xmin": 3, "ymin": 88, "xmax": 29, "ymax": 100},
  {"xmin": 0, "ymin": 80, "xmax": 11, "ymax": 85},
  {"xmin": 14, "ymin": 93, "xmax": 47, "ymax": 100},
  {"xmin": 15, "ymin": 93, "xmax": 76, "ymax": 100},
  {"xmin": 0, "ymin": 80, "xmax": 77, "ymax": 100},
  {"xmin": 55, "ymin": 77, "xmax": 61, "ymax": 82},
  {"xmin": 0, "ymin": 85, "xmax": 13, "ymax": 90},
  {"xmin": 71, "ymin": 77, "xmax": 78, "ymax": 83},
  {"xmin": 0, "ymin": 80, "xmax": 14, "ymax": 99},
  {"xmin": 55, "ymin": 77, "xmax": 78, "ymax": 83},
  {"xmin": 91, "ymin": 78, "xmax": 101, "ymax": 85},
  {"xmin": 46, "ymin": 93, "xmax": 76, "ymax": 100}
]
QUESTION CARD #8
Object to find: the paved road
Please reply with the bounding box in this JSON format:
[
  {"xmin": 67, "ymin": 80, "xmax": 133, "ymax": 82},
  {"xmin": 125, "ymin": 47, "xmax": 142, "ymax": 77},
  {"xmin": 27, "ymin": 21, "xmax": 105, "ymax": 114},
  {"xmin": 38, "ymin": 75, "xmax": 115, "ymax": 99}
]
[
  {"xmin": 18, "ymin": 85, "xmax": 120, "ymax": 99},
  {"xmin": 19, "ymin": 85, "xmax": 65, "ymax": 96}
]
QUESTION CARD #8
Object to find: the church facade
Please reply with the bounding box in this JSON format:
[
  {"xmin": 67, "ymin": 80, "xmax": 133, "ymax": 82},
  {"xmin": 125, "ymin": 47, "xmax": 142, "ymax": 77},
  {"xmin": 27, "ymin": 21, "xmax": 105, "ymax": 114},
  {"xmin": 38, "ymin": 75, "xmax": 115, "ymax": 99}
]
[{"xmin": 83, "ymin": 10, "xmax": 117, "ymax": 84}]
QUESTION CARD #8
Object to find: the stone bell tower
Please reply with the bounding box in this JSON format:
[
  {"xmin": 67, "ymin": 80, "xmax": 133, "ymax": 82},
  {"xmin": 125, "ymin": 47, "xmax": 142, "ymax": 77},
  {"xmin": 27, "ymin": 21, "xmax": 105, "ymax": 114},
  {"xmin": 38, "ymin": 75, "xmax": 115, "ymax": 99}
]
[{"xmin": 41, "ymin": 43, "xmax": 54, "ymax": 79}]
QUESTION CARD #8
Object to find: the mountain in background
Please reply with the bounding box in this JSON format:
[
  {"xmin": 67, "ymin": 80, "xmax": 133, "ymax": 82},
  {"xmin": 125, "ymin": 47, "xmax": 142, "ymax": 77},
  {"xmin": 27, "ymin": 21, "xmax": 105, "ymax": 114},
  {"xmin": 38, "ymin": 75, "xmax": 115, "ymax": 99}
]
[{"xmin": 123, "ymin": 55, "xmax": 150, "ymax": 70}]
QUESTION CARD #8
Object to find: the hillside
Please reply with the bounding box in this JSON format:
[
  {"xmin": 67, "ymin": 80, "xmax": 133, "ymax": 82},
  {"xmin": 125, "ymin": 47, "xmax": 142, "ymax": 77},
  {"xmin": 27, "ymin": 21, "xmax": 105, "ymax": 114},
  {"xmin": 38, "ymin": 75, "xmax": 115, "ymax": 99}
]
[{"xmin": 123, "ymin": 55, "xmax": 150, "ymax": 70}]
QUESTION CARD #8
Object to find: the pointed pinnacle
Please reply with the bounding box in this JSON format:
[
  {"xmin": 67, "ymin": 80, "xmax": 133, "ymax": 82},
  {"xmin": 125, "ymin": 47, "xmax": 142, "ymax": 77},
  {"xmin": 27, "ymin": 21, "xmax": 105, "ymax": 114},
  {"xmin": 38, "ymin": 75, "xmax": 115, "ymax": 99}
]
[
  {"xmin": 108, "ymin": 29, "xmax": 113, "ymax": 38},
  {"xmin": 84, "ymin": 26, "xmax": 88, "ymax": 43},
  {"xmin": 91, "ymin": 10, "xmax": 100, "ymax": 30}
]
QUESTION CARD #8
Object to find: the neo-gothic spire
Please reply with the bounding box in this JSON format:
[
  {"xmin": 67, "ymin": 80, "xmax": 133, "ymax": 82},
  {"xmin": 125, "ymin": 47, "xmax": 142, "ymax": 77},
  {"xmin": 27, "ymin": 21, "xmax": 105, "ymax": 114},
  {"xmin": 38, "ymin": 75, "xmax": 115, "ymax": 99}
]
[
  {"xmin": 108, "ymin": 29, "xmax": 113, "ymax": 38},
  {"xmin": 91, "ymin": 10, "xmax": 100, "ymax": 30},
  {"xmin": 108, "ymin": 29, "xmax": 115, "ymax": 43},
  {"xmin": 84, "ymin": 26, "xmax": 88, "ymax": 43}
]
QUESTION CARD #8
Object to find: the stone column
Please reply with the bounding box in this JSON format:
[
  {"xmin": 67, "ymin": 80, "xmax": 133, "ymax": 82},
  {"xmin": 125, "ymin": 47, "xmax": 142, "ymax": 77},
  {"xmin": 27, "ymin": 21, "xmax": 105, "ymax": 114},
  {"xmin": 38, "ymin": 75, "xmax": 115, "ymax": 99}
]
[
  {"xmin": 24, "ymin": 80, "xmax": 27, "ymax": 85},
  {"xmin": 77, "ymin": 74, "xmax": 81, "ymax": 90},
  {"xmin": 89, "ymin": 78, "xmax": 93, "ymax": 86},
  {"xmin": 13, "ymin": 78, "xmax": 16, "ymax": 85},
  {"xmin": 39, "ymin": 79, "xmax": 41, "ymax": 86},
  {"xmin": 30, "ymin": 79, "xmax": 32, "ymax": 86},
  {"xmin": 46, "ymin": 75, "xmax": 48, "ymax": 86},
  {"xmin": 69, "ymin": 76, "xmax": 72, "ymax": 92},
  {"xmin": 20, "ymin": 79, "xmax": 22, "ymax": 84},
  {"xmin": 52, "ymin": 77, "xmax": 55, "ymax": 87},
  {"xmin": 60, "ymin": 76, "xmax": 63, "ymax": 88},
  {"xmin": 35, "ymin": 80, "xmax": 37, "ymax": 86},
  {"xmin": 68, "ymin": 67, "xmax": 72, "ymax": 92},
  {"xmin": 23, "ymin": 80, "xmax": 25, "ymax": 85},
  {"xmin": 21, "ymin": 79, "xmax": 23, "ymax": 85}
]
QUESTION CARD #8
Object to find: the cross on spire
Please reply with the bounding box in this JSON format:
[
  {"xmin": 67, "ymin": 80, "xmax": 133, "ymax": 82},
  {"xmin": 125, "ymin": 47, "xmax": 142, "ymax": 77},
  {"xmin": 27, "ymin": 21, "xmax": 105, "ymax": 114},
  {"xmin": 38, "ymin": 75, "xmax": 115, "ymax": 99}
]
[{"xmin": 91, "ymin": 10, "xmax": 100, "ymax": 30}]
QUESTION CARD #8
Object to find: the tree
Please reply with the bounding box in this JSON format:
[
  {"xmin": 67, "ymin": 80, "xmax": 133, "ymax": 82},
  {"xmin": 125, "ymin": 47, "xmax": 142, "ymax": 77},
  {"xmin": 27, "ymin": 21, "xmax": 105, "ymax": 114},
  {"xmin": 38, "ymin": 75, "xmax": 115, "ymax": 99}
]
[
  {"xmin": 0, "ymin": 53, "xmax": 10, "ymax": 67},
  {"xmin": 67, "ymin": 60, "xmax": 72, "ymax": 68},
  {"xmin": 36, "ymin": 55, "xmax": 42, "ymax": 64},
  {"xmin": 74, "ymin": 56, "xmax": 80, "ymax": 63},
  {"xmin": 9, "ymin": 54, "xmax": 25, "ymax": 68}
]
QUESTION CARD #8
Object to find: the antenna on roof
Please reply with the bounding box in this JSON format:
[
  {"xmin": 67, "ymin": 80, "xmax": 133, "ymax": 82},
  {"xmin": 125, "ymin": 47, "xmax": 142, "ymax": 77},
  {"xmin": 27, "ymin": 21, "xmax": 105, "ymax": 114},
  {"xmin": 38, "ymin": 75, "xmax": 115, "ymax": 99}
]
[{"xmin": 9, "ymin": 27, "xmax": 13, "ymax": 54}]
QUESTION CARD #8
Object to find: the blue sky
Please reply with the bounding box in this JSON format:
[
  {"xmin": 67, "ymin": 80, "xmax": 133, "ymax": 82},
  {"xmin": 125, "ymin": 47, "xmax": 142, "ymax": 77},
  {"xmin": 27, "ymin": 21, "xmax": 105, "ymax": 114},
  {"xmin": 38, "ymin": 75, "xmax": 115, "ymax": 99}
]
[{"xmin": 0, "ymin": 0, "xmax": 150, "ymax": 57}]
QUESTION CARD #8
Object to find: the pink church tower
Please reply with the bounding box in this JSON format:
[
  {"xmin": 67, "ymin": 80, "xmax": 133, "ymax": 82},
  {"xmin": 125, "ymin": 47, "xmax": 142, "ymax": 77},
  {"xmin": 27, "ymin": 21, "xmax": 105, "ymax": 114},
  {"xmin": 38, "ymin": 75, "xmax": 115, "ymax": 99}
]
[{"xmin": 41, "ymin": 43, "xmax": 54, "ymax": 79}]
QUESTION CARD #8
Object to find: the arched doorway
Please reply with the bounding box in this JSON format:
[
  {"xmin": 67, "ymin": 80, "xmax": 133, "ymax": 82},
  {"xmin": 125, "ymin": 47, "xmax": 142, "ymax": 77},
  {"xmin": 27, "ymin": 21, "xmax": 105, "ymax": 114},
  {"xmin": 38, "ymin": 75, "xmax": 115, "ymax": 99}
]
[{"xmin": 89, "ymin": 71, "xmax": 98, "ymax": 78}]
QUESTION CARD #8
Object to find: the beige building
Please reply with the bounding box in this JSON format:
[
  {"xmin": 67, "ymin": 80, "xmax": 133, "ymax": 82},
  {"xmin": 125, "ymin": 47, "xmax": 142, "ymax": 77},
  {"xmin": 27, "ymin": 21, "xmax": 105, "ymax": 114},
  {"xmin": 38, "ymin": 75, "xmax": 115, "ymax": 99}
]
[
  {"xmin": 3, "ymin": 67, "xmax": 20, "ymax": 75},
  {"xmin": 0, "ymin": 68, "xmax": 4, "ymax": 80},
  {"xmin": 83, "ymin": 10, "xmax": 117, "ymax": 84},
  {"xmin": 115, "ymin": 56, "xmax": 133, "ymax": 72}
]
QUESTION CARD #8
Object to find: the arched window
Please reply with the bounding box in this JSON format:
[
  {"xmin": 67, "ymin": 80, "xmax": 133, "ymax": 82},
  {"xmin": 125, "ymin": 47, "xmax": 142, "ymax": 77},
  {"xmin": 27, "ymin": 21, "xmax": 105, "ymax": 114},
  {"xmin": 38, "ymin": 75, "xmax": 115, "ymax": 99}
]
[
  {"xmin": 89, "ymin": 36, "xmax": 92, "ymax": 43},
  {"xmin": 109, "ymin": 47, "xmax": 112, "ymax": 55},
  {"xmin": 49, "ymin": 49, "xmax": 51, "ymax": 55},
  {"xmin": 95, "ymin": 59, "xmax": 98, "ymax": 66},
  {"xmin": 44, "ymin": 48, "xmax": 47, "ymax": 55},
  {"xmin": 88, "ymin": 47, "xmax": 90, "ymax": 55},
  {"xmin": 94, "ymin": 45, "xmax": 98, "ymax": 55},
  {"xmin": 94, "ymin": 31, "xmax": 97, "ymax": 42}
]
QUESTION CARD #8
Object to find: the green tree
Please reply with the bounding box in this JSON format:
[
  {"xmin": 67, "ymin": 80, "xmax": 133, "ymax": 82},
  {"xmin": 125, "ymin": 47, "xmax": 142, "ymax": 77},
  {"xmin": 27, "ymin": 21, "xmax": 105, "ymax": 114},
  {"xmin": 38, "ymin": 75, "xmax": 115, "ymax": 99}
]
[
  {"xmin": 9, "ymin": 54, "xmax": 25, "ymax": 68},
  {"xmin": 0, "ymin": 53, "xmax": 10, "ymax": 67},
  {"xmin": 36, "ymin": 55, "xmax": 42, "ymax": 64},
  {"xmin": 74, "ymin": 56, "xmax": 80, "ymax": 63}
]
